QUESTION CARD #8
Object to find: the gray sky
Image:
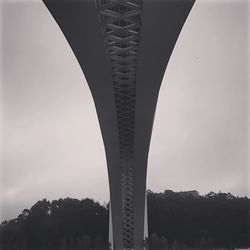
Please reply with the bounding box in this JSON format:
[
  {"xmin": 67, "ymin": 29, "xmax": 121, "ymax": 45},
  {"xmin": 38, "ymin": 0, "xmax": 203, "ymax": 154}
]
[{"xmin": 0, "ymin": 0, "xmax": 249, "ymax": 221}]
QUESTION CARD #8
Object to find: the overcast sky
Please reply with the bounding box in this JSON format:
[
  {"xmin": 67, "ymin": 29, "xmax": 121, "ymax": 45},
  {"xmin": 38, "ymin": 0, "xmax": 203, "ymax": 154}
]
[{"xmin": 0, "ymin": 0, "xmax": 249, "ymax": 221}]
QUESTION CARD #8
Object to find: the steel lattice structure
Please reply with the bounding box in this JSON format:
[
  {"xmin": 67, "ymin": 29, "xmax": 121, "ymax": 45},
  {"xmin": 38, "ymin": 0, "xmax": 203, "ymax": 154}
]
[
  {"xmin": 96, "ymin": 1, "xmax": 143, "ymax": 247},
  {"xmin": 42, "ymin": 0, "xmax": 195, "ymax": 249}
]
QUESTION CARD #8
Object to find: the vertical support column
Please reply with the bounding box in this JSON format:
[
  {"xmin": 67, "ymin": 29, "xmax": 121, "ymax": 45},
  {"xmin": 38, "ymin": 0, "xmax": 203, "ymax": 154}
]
[
  {"xmin": 144, "ymin": 193, "xmax": 148, "ymax": 239},
  {"xmin": 109, "ymin": 201, "xmax": 114, "ymax": 250},
  {"xmin": 42, "ymin": 1, "xmax": 196, "ymax": 249},
  {"xmin": 143, "ymin": 192, "xmax": 149, "ymax": 250}
]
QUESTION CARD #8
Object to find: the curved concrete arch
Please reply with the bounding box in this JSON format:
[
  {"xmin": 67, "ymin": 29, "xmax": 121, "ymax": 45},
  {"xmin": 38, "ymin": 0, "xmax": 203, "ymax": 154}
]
[{"xmin": 42, "ymin": 1, "xmax": 195, "ymax": 249}]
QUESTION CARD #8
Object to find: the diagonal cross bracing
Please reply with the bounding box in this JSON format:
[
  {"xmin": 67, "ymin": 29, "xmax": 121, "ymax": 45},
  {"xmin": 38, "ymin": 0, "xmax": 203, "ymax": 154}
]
[{"xmin": 96, "ymin": 1, "xmax": 143, "ymax": 248}]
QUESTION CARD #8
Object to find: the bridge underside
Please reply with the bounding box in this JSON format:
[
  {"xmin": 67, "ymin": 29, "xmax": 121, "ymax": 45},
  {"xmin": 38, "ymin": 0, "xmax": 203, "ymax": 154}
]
[{"xmin": 42, "ymin": 0, "xmax": 195, "ymax": 249}]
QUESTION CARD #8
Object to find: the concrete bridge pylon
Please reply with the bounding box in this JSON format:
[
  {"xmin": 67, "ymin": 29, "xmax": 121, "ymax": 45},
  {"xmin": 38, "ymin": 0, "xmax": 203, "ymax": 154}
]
[{"xmin": 42, "ymin": 1, "xmax": 195, "ymax": 249}]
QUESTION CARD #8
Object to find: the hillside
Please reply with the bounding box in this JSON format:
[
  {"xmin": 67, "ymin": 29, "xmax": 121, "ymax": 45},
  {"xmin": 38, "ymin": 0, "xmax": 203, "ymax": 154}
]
[{"xmin": 0, "ymin": 190, "xmax": 249, "ymax": 250}]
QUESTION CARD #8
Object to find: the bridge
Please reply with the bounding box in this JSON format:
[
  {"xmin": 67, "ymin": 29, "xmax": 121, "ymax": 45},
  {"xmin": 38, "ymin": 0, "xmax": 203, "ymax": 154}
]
[{"xmin": 42, "ymin": 0, "xmax": 195, "ymax": 249}]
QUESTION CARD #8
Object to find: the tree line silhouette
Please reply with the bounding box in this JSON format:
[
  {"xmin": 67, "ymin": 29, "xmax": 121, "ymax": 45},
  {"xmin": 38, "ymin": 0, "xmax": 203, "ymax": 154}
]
[{"xmin": 0, "ymin": 190, "xmax": 249, "ymax": 250}]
